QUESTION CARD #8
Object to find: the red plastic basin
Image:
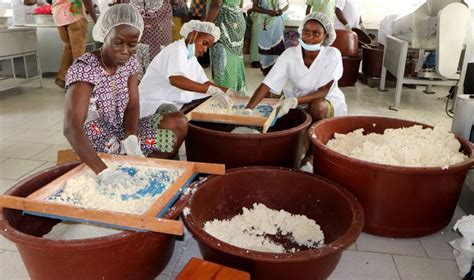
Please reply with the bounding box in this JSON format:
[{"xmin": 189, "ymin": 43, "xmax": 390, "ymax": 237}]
[{"xmin": 310, "ymin": 116, "xmax": 474, "ymax": 237}]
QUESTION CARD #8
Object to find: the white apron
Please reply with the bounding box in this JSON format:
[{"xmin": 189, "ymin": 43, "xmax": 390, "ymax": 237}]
[
  {"xmin": 262, "ymin": 45, "xmax": 347, "ymax": 116},
  {"xmin": 139, "ymin": 39, "xmax": 209, "ymax": 117}
]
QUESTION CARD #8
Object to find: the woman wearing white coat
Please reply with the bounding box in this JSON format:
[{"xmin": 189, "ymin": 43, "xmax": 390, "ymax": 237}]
[
  {"xmin": 246, "ymin": 12, "xmax": 347, "ymax": 123},
  {"xmin": 139, "ymin": 20, "xmax": 234, "ymax": 117}
]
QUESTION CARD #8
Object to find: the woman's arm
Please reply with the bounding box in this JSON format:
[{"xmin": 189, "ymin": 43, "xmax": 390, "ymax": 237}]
[
  {"xmin": 169, "ymin": 75, "xmax": 227, "ymax": 93},
  {"xmin": 63, "ymin": 82, "xmax": 107, "ymax": 174},
  {"xmin": 246, "ymin": 83, "xmax": 271, "ymax": 109},
  {"xmin": 82, "ymin": 0, "xmax": 98, "ymax": 23},
  {"xmin": 252, "ymin": 1, "xmax": 278, "ymax": 16},
  {"xmin": 297, "ymin": 81, "xmax": 333, "ymax": 104},
  {"xmin": 123, "ymin": 73, "xmax": 140, "ymax": 137},
  {"xmin": 205, "ymin": 0, "xmax": 223, "ymax": 22},
  {"xmin": 335, "ymin": 8, "xmax": 349, "ymax": 26},
  {"xmin": 204, "ymin": 81, "xmax": 228, "ymax": 92}
]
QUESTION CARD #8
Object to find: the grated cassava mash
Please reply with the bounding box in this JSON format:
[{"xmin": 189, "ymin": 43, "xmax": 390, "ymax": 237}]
[
  {"xmin": 326, "ymin": 125, "xmax": 468, "ymax": 168},
  {"xmin": 203, "ymin": 203, "xmax": 325, "ymax": 253}
]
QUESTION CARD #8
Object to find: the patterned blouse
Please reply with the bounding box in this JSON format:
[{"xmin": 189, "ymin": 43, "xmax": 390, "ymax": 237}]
[{"xmin": 65, "ymin": 52, "xmax": 175, "ymax": 155}]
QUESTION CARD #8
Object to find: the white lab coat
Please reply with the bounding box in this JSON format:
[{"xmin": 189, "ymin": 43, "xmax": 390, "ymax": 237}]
[
  {"xmin": 334, "ymin": 0, "xmax": 362, "ymax": 29},
  {"xmin": 262, "ymin": 45, "xmax": 348, "ymax": 116},
  {"xmin": 139, "ymin": 39, "xmax": 209, "ymax": 117}
]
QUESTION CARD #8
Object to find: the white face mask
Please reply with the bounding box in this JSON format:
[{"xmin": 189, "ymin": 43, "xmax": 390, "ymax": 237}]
[
  {"xmin": 187, "ymin": 32, "xmax": 198, "ymax": 59},
  {"xmin": 299, "ymin": 39, "xmax": 322, "ymax": 52}
]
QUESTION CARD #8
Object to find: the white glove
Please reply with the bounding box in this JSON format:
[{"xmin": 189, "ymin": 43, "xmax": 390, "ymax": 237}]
[
  {"xmin": 276, "ymin": 97, "xmax": 298, "ymax": 118},
  {"xmin": 97, "ymin": 168, "xmax": 133, "ymax": 187},
  {"xmin": 344, "ymin": 23, "xmax": 352, "ymax": 31},
  {"xmin": 226, "ymin": 89, "xmax": 240, "ymax": 97},
  {"xmin": 359, "ymin": 22, "xmax": 366, "ymax": 30},
  {"xmin": 104, "ymin": 137, "xmax": 120, "ymax": 154},
  {"xmin": 241, "ymin": 108, "xmax": 254, "ymax": 116},
  {"xmin": 207, "ymin": 86, "xmax": 234, "ymax": 109},
  {"xmin": 121, "ymin": 135, "xmax": 145, "ymax": 157}
]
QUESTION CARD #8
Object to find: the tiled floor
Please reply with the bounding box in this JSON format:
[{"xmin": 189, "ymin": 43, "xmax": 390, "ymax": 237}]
[{"xmin": 0, "ymin": 67, "xmax": 468, "ymax": 279}]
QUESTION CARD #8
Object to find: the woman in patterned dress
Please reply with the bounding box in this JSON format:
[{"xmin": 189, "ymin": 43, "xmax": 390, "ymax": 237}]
[
  {"xmin": 252, "ymin": 0, "xmax": 288, "ymax": 75},
  {"xmin": 63, "ymin": 4, "xmax": 188, "ymax": 181},
  {"xmin": 206, "ymin": 0, "xmax": 247, "ymax": 94},
  {"xmin": 171, "ymin": 0, "xmax": 188, "ymax": 41},
  {"xmin": 128, "ymin": 0, "xmax": 173, "ymax": 59}
]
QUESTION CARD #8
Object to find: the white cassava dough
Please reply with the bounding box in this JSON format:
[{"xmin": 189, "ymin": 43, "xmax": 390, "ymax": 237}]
[
  {"xmin": 196, "ymin": 100, "xmax": 271, "ymax": 117},
  {"xmin": 49, "ymin": 162, "xmax": 183, "ymax": 214},
  {"xmin": 203, "ymin": 203, "xmax": 325, "ymax": 253},
  {"xmin": 326, "ymin": 125, "xmax": 468, "ymax": 168},
  {"xmin": 43, "ymin": 221, "xmax": 122, "ymax": 240}
]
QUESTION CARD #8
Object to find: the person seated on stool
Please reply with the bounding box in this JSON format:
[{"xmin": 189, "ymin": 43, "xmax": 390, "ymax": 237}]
[
  {"xmin": 245, "ymin": 12, "xmax": 347, "ymax": 123},
  {"xmin": 139, "ymin": 20, "xmax": 237, "ymax": 117},
  {"xmin": 63, "ymin": 4, "xmax": 188, "ymax": 185}
]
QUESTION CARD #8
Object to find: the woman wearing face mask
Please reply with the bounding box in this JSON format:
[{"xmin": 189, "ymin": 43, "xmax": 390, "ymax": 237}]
[
  {"xmin": 139, "ymin": 20, "xmax": 235, "ymax": 117},
  {"xmin": 63, "ymin": 4, "xmax": 188, "ymax": 184},
  {"xmin": 246, "ymin": 12, "xmax": 347, "ymax": 122}
]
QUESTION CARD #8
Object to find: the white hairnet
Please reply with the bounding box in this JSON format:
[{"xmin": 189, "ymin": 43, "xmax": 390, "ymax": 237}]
[
  {"xmin": 180, "ymin": 20, "xmax": 221, "ymax": 42},
  {"xmin": 93, "ymin": 4, "xmax": 144, "ymax": 43},
  {"xmin": 298, "ymin": 12, "xmax": 336, "ymax": 46}
]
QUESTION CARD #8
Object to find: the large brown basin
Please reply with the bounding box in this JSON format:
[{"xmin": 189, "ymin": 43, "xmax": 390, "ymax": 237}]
[
  {"xmin": 185, "ymin": 108, "xmax": 312, "ymax": 169},
  {"xmin": 310, "ymin": 116, "xmax": 474, "ymax": 238},
  {"xmin": 0, "ymin": 162, "xmax": 186, "ymax": 280},
  {"xmin": 181, "ymin": 167, "xmax": 364, "ymax": 280}
]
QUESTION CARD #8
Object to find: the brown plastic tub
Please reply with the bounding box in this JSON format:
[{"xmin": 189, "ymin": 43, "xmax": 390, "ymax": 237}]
[
  {"xmin": 0, "ymin": 162, "xmax": 187, "ymax": 280},
  {"xmin": 185, "ymin": 108, "xmax": 312, "ymax": 169},
  {"xmin": 340, "ymin": 56, "xmax": 362, "ymax": 87},
  {"xmin": 362, "ymin": 44, "xmax": 384, "ymax": 78},
  {"xmin": 180, "ymin": 167, "xmax": 364, "ymax": 280},
  {"xmin": 310, "ymin": 116, "xmax": 474, "ymax": 238}
]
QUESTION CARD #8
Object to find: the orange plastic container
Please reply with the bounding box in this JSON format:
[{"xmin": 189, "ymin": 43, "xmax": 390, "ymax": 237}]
[
  {"xmin": 0, "ymin": 162, "xmax": 186, "ymax": 280},
  {"xmin": 185, "ymin": 109, "xmax": 311, "ymax": 169},
  {"xmin": 181, "ymin": 167, "xmax": 364, "ymax": 280},
  {"xmin": 310, "ymin": 116, "xmax": 474, "ymax": 237}
]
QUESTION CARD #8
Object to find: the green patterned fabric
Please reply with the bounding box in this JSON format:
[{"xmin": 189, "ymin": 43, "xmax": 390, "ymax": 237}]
[
  {"xmin": 325, "ymin": 99, "xmax": 334, "ymax": 118},
  {"xmin": 306, "ymin": 0, "xmax": 335, "ymax": 20},
  {"xmin": 150, "ymin": 113, "xmax": 175, "ymax": 153},
  {"xmin": 151, "ymin": 114, "xmax": 164, "ymax": 129},
  {"xmin": 249, "ymin": 12, "xmax": 260, "ymax": 62},
  {"xmin": 210, "ymin": 1, "xmax": 247, "ymax": 94},
  {"xmin": 155, "ymin": 129, "xmax": 175, "ymax": 153}
]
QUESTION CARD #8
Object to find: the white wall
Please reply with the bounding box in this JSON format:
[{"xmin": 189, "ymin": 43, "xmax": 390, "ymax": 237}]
[{"xmin": 0, "ymin": 0, "xmax": 13, "ymax": 17}]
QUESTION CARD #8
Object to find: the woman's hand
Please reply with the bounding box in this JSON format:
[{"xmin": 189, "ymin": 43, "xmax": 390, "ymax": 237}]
[
  {"xmin": 121, "ymin": 135, "xmax": 145, "ymax": 157},
  {"xmin": 267, "ymin": 10, "xmax": 278, "ymax": 17}
]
